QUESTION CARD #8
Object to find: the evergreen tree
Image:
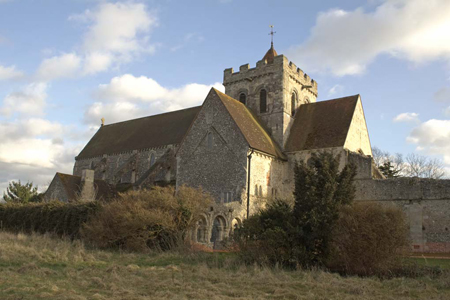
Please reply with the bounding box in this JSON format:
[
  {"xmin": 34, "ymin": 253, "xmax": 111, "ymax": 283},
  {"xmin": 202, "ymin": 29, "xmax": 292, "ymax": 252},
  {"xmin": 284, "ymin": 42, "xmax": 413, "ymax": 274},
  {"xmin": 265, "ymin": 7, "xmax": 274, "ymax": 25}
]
[
  {"xmin": 2, "ymin": 180, "xmax": 40, "ymax": 203},
  {"xmin": 293, "ymin": 152, "xmax": 356, "ymax": 265},
  {"xmin": 379, "ymin": 161, "xmax": 401, "ymax": 178}
]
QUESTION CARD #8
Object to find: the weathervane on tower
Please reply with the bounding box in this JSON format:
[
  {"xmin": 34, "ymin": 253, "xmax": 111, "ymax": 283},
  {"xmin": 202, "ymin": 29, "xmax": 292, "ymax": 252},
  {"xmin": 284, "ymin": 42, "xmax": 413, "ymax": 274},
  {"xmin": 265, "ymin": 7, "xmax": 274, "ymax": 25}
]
[{"xmin": 269, "ymin": 25, "xmax": 276, "ymax": 48}]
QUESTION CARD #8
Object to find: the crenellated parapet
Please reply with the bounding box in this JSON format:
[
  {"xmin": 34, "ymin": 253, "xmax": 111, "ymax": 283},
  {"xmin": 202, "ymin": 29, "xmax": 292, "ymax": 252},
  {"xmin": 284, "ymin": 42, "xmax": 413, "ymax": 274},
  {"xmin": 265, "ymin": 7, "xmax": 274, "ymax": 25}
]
[{"xmin": 223, "ymin": 54, "xmax": 318, "ymax": 96}]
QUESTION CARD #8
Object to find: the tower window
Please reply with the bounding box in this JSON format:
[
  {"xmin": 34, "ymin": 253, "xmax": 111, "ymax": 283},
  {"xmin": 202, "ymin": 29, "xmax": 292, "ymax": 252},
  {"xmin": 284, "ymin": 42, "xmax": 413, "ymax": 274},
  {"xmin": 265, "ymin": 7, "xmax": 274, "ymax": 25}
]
[
  {"xmin": 291, "ymin": 92, "xmax": 298, "ymax": 116},
  {"xmin": 260, "ymin": 89, "xmax": 267, "ymax": 113},
  {"xmin": 239, "ymin": 93, "xmax": 247, "ymax": 105}
]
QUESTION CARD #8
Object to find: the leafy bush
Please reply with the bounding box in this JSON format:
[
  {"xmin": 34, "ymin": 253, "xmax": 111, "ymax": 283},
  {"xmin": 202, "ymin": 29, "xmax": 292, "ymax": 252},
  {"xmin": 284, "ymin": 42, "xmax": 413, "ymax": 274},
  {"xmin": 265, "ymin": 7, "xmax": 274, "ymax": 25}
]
[
  {"xmin": 234, "ymin": 200, "xmax": 298, "ymax": 267},
  {"xmin": 327, "ymin": 202, "xmax": 409, "ymax": 276},
  {"xmin": 0, "ymin": 201, "xmax": 100, "ymax": 238},
  {"xmin": 81, "ymin": 186, "xmax": 212, "ymax": 252}
]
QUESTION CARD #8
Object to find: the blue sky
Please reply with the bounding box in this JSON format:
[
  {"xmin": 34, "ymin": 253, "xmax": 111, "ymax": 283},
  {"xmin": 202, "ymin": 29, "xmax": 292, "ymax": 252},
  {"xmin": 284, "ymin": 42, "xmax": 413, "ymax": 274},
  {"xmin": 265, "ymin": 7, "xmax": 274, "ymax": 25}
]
[{"xmin": 1, "ymin": 0, "xmax": 450, "ymax": 192}]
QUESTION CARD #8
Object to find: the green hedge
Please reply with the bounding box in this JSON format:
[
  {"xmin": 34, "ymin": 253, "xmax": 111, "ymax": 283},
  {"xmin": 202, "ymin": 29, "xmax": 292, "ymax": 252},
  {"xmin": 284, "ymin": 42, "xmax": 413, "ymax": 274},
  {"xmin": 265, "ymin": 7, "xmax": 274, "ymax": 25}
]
[{"xmin": 0, "ymin": 201, "xmax": 101, "ymax": 238}]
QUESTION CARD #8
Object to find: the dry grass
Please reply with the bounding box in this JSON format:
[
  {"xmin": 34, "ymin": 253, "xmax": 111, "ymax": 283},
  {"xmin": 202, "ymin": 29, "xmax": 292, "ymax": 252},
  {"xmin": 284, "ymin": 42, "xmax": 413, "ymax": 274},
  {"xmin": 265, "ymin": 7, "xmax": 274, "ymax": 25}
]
[{"xmin": 1, "ymin": 232, "xmax": 449, "ymax": 300}]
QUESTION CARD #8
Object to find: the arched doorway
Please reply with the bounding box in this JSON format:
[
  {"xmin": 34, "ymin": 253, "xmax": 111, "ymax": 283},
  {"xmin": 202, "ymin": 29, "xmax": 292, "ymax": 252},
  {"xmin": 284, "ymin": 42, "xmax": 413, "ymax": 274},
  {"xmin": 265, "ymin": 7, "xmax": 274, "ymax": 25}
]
[{"xmin": 210, "ymin": 215, "xmax": 227, "ymax": 245}]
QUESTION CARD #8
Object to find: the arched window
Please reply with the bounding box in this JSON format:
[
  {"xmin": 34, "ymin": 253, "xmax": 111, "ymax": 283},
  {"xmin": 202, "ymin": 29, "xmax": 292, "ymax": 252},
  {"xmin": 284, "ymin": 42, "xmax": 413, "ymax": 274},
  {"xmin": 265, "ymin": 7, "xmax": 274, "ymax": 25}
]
[
  {"xmin": 89, "ymin": 161, "xmax": 95, "ymax": 170},
  {"xmin": 207, "ymin": 132, "xmax": 213, "ymax": 149},
  {"xmin": 149, "ymin": 153, "xmax": 155, "ymax": 167},
  {"xmin": 260, "ymin": 89, "xmax": 267, "ymax": 113},
  {"xmin": 255, "ymin": 184, "xmax": 258, "ymax": 196},
  {"xmin": 196, "ymin": 216, "xmax": 207, "ymax": 243},
  {"xmin": 259, "ymin": 185, "xmax": 263, "ymax": 197},
  {"xmin": 239, "ymin": 93, "xmax": 246, "ymax": 105},
  {"xmin": 291, "ymin": 92, "xmax": 298, "ymax": 116}
]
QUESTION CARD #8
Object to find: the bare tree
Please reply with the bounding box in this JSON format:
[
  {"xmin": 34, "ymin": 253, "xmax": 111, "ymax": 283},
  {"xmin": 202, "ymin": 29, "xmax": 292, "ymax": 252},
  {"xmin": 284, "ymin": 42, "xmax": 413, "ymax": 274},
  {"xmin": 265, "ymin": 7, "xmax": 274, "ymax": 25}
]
[
  {"xmin": 371, "ymin": 146, "xmax": 405, "ymax": 176},
  {"xmin": 373, "ymin": 147, "xmax": 447, "ymax": 179},
  {"xmin": 404, "ymin": 153, "xmax": 446, "ymax": 179}
]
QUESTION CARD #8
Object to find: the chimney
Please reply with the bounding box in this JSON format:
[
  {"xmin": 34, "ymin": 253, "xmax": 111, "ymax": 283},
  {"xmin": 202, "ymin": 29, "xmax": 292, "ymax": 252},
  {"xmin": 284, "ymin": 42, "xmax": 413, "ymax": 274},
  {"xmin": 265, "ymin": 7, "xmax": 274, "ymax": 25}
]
[{"xmin": 80, "ymin": 169, "xmax": 95, "ymax": 201}]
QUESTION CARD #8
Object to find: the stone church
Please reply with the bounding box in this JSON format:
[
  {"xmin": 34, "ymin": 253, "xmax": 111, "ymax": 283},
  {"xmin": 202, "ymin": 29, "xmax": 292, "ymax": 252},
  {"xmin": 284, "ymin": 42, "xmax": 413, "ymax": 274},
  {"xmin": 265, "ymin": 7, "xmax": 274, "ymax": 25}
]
[{"xmin": 45, "ymin": 45, "xmax": 450, "ymax": 252}]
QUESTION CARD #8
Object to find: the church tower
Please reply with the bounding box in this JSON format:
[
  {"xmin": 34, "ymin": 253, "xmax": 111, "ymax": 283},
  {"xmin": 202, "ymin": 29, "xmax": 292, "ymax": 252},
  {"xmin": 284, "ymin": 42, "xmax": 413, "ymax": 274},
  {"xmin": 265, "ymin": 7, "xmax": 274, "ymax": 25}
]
[{"xmin": 222, "ymin": 41, "xmax": 318, "ymax": 149}]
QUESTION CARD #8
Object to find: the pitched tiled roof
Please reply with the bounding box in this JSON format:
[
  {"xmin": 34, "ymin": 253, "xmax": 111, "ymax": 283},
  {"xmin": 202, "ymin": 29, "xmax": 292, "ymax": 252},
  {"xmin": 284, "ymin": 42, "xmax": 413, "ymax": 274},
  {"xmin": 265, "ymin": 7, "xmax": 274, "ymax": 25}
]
[
  {"xmin": 77, "ymin": 106, "xmax": 201, "ymax": 159},
  {"xmin": 213, "ymin": 89, "xmax": 286, "ymax": 159},
  {"xmin": 285, "ymin": 95, "xmax": 359, "ymax": 152},
  {"xmin": 56, "ymin": 172, "xmax": 118, "ymax": 201}
]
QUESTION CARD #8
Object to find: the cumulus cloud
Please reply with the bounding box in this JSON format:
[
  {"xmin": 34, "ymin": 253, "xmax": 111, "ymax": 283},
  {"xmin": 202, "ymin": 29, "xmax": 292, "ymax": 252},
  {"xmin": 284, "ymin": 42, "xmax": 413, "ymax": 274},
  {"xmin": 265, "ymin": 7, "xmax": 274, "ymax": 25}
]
[
  {"xmin": 0, "ymin": 82, "xmax": 48, "ymax": 117},
  {"xmin": 407, "ymin": 119, "xmax": 450, "ymax": 164},
  {"xmin": 288, "ymin": 0, "xmax": 450, "ymax": 76},
  {"xmin": 393, "ymin": 112, "xmax": 420, "ymax": 123},
  {"xmin": 36, "ymin": 53, "xmax": 81, "ymax": 81},
  {"xmin": 68, "ymin": 1, "xmax": 157, "ymax": 75},
  {"xmin": 0, "ymin": 65, "xmax": 24, "ymax": 80},
  {"xmin": 0, "ymin": 117, "xmax": 82, "ymax": 194},
  {"xmin": 84, "ymin": 74, "xmax": 224, "ymax": 125}
]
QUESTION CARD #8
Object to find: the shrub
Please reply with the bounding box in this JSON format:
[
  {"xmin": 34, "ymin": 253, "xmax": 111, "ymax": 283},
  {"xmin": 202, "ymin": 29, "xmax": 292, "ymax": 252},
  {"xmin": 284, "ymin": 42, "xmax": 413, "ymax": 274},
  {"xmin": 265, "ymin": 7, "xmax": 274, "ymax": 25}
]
[
  {"xmin": 327, "ymin": 202, "xmax": 409, "ymax": 276},
  {"xmin": 236, "ymin": 152, "xmax": 357, "ymax": 268},
  {"xmin": 234, "ymin": 200, "xmax": 298, "ymax": 267},
  {"xmin": 0, "ymin": 201, "xmax": 100, "ymax": 238},
  {"xmin": 81, "ymin": 186, "xmax": 212, "ymax": 252}
]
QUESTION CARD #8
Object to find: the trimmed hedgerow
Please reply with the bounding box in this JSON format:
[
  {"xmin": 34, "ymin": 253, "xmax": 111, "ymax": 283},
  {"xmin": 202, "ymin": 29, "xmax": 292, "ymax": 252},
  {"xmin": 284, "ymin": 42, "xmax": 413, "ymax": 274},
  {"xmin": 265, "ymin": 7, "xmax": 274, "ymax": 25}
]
[{"xmin": 0, "ymin": 201, "xmax": 100, "ymax": 238}]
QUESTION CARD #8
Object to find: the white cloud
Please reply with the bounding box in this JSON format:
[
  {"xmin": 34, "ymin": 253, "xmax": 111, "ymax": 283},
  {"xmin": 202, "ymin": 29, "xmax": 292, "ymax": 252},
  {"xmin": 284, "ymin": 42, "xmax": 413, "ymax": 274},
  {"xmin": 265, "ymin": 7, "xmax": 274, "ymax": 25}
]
[
  {"xmin": 407, "ymin": 119, "xmax": 450, "ymax": 164},
  {"xmin": 85, "ymin": 74, "xmax": 224, "ymax": 125},
  {"xmin": 82, "ymin": 52, "xmax": 113, "ymax": 75},
  {"xmin": 393, "ymin": 112, "xmax": 420, "ymax": 123},
  {"xmin": 84, "ymin": 101, "xmax": 142, "ymax": 127},
  {"xmin": 327, "ymin": 84, "xmax": 344, "ymax": 97},
  {"xmin": 0, "ymin": 65, "xmax": 24, "ymax": 80},
  {"xmin": 36, "ymin": 53, "xmax": 81, "ymax": 81},
  {"xmin": 288, "ymin": 0, "xmax": 450, "ymax": 76},
  {"xmin": 0, "ymin": 82, "xmax": 48, "ymax": 117},
  {"xmin": 68, "ymin": 1, "xmax": 157, "ymax": 74},
  {"xmin": 0, "ymin": 117, "xmax": 82, "ymax": 194}
]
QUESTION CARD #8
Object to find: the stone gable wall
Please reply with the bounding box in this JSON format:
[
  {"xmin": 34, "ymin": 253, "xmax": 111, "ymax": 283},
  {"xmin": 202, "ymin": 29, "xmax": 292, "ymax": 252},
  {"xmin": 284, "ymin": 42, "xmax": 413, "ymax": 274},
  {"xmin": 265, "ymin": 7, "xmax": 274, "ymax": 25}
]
[
  {"xmin": 344, "ymin": 98, "xmax": 372, "ymax": 156},
  {"xmin": 44, "ymin": 175, "xmax": 70, "ymax": 202},
  {"xmin": 177, "ymin": 91, "xmax": 250, "ymax": 208}
]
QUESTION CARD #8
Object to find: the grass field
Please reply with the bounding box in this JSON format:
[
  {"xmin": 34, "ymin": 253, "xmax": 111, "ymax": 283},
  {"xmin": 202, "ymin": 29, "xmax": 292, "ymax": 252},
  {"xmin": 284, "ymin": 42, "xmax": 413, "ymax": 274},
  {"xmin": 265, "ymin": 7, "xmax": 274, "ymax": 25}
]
[{"xmin": 1, "ymin": 232, "xmax": 449, "ymax": 300}]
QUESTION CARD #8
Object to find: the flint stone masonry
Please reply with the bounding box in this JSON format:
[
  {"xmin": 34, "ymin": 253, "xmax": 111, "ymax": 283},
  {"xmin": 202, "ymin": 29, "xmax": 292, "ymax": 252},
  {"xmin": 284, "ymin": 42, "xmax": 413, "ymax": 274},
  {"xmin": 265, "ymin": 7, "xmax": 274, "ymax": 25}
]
[{"xmin": 74, "ymin": 146, "xmax": 172, "ymax": 185}]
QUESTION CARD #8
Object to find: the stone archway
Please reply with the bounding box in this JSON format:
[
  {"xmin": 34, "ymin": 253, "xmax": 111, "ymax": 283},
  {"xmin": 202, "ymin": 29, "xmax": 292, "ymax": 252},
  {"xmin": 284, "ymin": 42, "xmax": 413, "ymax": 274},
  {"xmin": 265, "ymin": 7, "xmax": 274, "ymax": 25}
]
[
  {"xmin": 210, "ymin": 215, "xmax": 227, "ymax": 246},
  {"xmin": 196, "ymin": 215, "xmax": 208, "ymax": 243},
  {"xmin": 230, "ymin": 218, "xmax": 242, "ymax": 236}
]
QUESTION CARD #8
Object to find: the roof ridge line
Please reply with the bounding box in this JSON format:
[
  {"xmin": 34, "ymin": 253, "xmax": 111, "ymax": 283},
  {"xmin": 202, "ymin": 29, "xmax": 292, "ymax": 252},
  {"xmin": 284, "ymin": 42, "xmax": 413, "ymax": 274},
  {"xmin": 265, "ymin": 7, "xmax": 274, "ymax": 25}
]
[{"xmin": 102, "ymin": 105, "xmax": 202, "ymax": 127}]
